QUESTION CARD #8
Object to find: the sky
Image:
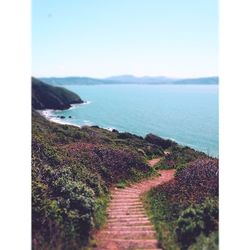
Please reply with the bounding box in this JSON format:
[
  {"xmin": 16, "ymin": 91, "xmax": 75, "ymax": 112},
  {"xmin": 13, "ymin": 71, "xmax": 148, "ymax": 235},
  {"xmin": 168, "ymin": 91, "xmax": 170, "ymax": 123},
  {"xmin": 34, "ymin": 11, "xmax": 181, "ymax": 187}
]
[{"xmin": 32, "ymin": 0, "xmax": 218, "ymax": 78}]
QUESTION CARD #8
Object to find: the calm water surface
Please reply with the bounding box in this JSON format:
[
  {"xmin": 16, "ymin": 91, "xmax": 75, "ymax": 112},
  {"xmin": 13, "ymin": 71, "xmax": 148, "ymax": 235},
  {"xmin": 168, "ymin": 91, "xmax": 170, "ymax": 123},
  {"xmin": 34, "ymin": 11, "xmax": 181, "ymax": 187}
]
[{"xmin": 50, "ymin": 84, "xmax": 218, "ymax": 157}]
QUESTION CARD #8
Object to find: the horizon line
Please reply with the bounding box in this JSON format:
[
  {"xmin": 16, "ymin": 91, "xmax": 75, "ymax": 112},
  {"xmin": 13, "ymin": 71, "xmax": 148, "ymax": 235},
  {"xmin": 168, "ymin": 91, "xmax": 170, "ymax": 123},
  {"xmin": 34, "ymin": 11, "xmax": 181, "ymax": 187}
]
[{"xmin": 35, "ymin": 74, "xmax": 219, "ymax": 79}]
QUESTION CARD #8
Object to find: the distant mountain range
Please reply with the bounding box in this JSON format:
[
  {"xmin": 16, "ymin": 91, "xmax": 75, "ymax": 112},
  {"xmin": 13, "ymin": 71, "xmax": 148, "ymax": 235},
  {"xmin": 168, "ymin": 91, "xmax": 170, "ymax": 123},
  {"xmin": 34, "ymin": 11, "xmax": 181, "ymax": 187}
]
[
  {"xmin": 105, "ymin": 75, "xmax": 177, "ymax": 84},
  {"xmin": 39, "ymin": 75, "xmax": 218, "ymax": 86}
]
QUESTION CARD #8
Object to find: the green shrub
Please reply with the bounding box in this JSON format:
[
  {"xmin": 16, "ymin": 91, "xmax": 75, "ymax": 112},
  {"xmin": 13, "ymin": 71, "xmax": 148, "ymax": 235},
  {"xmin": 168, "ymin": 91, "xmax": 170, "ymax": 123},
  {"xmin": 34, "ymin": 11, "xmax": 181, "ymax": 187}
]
[
  {"xmin": 164, "ymin": 145, "xmax": 207, "ymax": 169},
  {"xmin": 154, "ymin": 158, "xmax": 172, "ymax": 170},
  {"xmin": 93, "ymin": 196, "xmax": 109, "ymax": 229},
  {"xmin": 32, "ymin": 164, "xmax": 97, "ymax": 249},
  {"xmin": 116, "ymin": 181, "xmax": 127, "ymax": 189},
  {"xmin": 188, "ymin": 232, "xmax": 218, "ymax": 250},
  {"xmin": 175, "ymin": 198, "xmax": 218, "ymax": 249}
]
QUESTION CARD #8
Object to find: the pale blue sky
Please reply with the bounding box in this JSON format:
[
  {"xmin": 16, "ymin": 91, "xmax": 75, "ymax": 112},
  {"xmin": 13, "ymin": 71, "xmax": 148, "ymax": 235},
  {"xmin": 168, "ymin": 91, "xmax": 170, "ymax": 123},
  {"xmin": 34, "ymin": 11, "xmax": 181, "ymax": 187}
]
[{"xmin": 32, "ymin": 0, "xmax": 218, "ymax": 78}]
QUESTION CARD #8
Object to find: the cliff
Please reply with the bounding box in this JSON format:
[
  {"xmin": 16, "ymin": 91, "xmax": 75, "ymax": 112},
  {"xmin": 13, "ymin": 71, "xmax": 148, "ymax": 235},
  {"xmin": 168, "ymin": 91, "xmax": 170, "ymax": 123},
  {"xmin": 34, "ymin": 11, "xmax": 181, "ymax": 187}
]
[{"xmin": 32, "ymin": 77, "xmax": 84, "ymax": 110}]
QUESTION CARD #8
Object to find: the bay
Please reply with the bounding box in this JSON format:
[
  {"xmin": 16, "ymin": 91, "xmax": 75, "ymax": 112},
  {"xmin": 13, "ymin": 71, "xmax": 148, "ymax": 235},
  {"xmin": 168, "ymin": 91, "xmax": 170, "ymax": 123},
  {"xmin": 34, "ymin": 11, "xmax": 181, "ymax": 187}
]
[{"xmin": 49, "ymin": 84, "xmax": 218, "ymax": 157}]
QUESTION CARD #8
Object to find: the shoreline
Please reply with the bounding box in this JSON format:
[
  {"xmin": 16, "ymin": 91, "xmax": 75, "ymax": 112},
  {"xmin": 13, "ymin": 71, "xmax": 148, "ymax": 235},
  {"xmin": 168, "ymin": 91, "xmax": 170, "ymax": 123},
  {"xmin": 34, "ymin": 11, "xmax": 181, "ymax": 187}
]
[
  {"xmin": 36, "ymin": 108, "xmax": 218, "ymax": 158},
  {"xmin": 37, "ymin": 109, "xmax": 119, "ymax": 132},
  {"xmin": 36, "ymin": 102, "xmax": 91, "ymax": 128},
  {"xmin": 37, "ymin": 109, "xmax": 81, "ymax": 128}
]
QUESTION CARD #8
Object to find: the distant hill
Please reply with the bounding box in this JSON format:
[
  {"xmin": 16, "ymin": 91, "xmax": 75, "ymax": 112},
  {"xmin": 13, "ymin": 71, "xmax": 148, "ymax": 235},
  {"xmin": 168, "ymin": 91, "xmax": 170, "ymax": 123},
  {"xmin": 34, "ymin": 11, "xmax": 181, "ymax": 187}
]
[
  {"xmin": 40, "ymin": 76, "xmax": 107, "ymax": 86},
  {"xmin": 39, "ymin": 75, "xmax": 219, "ymax": 86},
  {"xmin": 32, "ymin": 77, "xmax": 84, "ymax": 110},
  {"xmin": 105, "ymin": 75, "xmax": 175, "ymax": 84},
  {"xmin": 174, "ymin": 77, "xmax": 218, "ymax": 85}
]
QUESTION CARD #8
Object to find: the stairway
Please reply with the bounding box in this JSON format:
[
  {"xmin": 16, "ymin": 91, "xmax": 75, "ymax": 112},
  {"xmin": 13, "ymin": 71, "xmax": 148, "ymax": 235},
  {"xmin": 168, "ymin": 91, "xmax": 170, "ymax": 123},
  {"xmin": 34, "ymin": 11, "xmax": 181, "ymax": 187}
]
[{"xmin": 94, "ymin": 169, "xmax": 175, "ymax": 250}]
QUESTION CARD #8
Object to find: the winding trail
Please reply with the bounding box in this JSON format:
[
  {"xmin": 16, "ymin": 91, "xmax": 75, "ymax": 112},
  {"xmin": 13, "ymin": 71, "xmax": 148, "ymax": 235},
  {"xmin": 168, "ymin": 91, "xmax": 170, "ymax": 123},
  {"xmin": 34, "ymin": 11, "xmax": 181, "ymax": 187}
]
[
  {"xmin": 94, "ymin": 158, "xmax": 175, "ymax": 250},
  {"xmin": 148, "ymin": 158, "xmax": 162, "ymax": 168}
]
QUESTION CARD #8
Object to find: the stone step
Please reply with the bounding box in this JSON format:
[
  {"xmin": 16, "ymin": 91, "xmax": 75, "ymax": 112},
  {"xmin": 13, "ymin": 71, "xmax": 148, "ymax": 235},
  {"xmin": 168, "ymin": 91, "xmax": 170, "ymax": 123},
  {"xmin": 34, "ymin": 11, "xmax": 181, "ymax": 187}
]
[
  {"xmin": 111, "ymin": 199, "xmax": 141, "ymax": 203},
  {"xmin": 109, "ymin": 210, "xmax": 145, "ymax": 214},
  {"xmin": 108, "ymin": 217, "xmax": 148, "ymax": 222},
  {"xmin": 99, "ymin": 230, "xmax": 156, "ymax": 239},
  {"xmin": 112, "ymin": 193, "xmax": 141, "ymax": 196},
  {"xmin": 108, "ymin": 207, "xmax": 145, "ymax": 212},
  {"xmin": 113, "ymin": 188, "xmax": 140, "ymax": 191},
  {"xmin": 106, "ymin": 225, "xmax": 154, "ymax": 230},
  {"xmin": 109, "ymin": 211, "xmax": 146, "ymax": 215},
  {"xmin": 108, "ymin": 212, "xmax": 146, "ymax": 217},
  {"xmin": 98, "ymin": 239, "xmax": 159, "ymax": 249},
  {"xmin": 108, "ymin": 217, "xmax": 150, "ymax": 223},
  {"xmin": 111, "ymin": 197, "xmax": 140, "ymax": 200},
  {"xmin": 113, "ymin": 190, "xmax": 140, "ymax": 193},
  {"xmin": 107, "ymin": 221, "xmax": 152, "ymax": 226},
  {"xmin": 109, "ymin": 202, "xmax": 143, "ymax": 206},
  {"xmin": 108, "ymin": 214, "xmax": 147, "ymax": 219},
  {"xmin": 108, "ymin": 207, "xmax": 145, "ymax": 211},
  {"xmin": 109, "ymin": 204, "xmax": 144, "ymax": 208},
  {"xmin": 101, "ymin": 229, "xmax": 155, "ymax": 234},
  {"xmin": 108, "ymin": 205, "xmax": 144, "ymax": 210},
  {"xmin": 110, "ymin": 201, "xmax": 142, "ymax": 205},
  {"xmin": 107, "ymin": 210, "xmax": 145, "ymax": 215}
]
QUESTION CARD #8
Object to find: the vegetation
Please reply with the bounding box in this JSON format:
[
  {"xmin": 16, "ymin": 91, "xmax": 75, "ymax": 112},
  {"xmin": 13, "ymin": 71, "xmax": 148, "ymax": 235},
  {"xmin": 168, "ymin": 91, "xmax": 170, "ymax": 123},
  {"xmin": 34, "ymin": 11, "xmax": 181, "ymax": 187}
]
[
  {"xmin": 32, "ymin": 109, "xmax": 218, "ymax": 249},
  {"xmin": 32, "ymin": 111, "xmax": 169, "ymax": 249},
  {"xmin": 165, "ymin": 145, "xmax": 207, "ymax": 170},
  {"xmin": 145, "ymin": 158, "xmax": 218, "ymax": 250},
  {"xmin": 145, "ymin": 133, "xmax": 178, "ymax": 149},
  {"xmin": 32, "ymin": 77, "xmax": 83, "ymax": 110},
  {"xmin": 175, "ymin": 198, "xmax": 218, "ymax": 248}
]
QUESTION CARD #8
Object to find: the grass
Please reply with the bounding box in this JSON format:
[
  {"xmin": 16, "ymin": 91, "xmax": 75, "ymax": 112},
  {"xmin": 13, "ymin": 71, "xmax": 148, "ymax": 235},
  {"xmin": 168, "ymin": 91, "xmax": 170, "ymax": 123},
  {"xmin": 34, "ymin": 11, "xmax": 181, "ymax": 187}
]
[
  {"xmin": 116, "ymin": 181, "xmax": 127, "ymax": 189},
  {"xmin": 143, "ymin": 193, "xmax": 180, "ymax": 250},
  {"xmin": 93, "ymin": 195, "xmax": 110, "ymax": 229},
  {"xmin": 154, "ymin": 157, "xmax": 173, "ymax": 170}
]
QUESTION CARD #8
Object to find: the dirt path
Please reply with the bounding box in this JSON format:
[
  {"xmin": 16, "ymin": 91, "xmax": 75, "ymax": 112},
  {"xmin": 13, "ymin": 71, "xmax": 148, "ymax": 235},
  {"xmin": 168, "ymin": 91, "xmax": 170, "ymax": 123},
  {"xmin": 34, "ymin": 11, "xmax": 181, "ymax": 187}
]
[
  {"xmin": 148, "ymin": 157, "xmax": 162, "ymax": 168},
  {"xmin": 93, "ymin": 159, "xmax": 175, "ymax": 250}
]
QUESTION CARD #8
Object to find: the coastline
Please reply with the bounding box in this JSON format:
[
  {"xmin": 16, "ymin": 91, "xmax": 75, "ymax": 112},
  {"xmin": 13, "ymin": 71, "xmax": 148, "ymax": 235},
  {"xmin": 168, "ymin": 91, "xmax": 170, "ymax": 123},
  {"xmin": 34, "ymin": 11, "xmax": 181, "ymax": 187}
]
[
  {"xmin": 37, "ymin": 109, "xmax": 81, "ymax": 128},
  {"xmin": 36, "ymin": 108, "xmax": 218, "ymax": 158},
  {"xmin": 36, "ymin": 102, "xmax": 91, "ymax": 128},
  {"xmin": 37, "ymin": 108, "xmax": 118, "ymax": 132}
]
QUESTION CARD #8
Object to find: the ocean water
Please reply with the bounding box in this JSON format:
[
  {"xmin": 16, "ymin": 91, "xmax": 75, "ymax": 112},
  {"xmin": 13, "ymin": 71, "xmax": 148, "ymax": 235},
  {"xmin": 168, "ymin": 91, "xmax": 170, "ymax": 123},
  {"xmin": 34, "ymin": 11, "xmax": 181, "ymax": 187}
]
[{"xmin": 47, "ymin": 84, "xmax": 218, "ymax": 157}]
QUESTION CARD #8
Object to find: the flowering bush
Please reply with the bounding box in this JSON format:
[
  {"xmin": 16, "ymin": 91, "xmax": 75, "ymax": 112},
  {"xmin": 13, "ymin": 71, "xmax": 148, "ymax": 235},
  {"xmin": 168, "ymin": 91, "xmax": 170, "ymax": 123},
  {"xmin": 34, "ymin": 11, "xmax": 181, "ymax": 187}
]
[{"xmin": 146, "ymin": 158, "xmax": 219, "ymax": 250}]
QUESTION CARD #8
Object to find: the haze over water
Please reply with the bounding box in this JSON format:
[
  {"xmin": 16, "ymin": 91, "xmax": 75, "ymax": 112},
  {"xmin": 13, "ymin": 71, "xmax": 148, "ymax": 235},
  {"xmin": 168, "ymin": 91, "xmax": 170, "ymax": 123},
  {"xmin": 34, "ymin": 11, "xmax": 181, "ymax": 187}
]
[{"xmin": 50, "ymin": 84, "xmax": 218, "ymax": 157}]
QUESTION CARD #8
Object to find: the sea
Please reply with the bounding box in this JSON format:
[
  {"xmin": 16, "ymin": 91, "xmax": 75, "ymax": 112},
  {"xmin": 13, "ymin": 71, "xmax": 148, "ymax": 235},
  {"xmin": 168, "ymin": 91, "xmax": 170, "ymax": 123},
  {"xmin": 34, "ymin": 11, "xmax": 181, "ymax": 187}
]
[{"xmin": 42, "ymin": 84, "xmax": 218, "ymax": 157}]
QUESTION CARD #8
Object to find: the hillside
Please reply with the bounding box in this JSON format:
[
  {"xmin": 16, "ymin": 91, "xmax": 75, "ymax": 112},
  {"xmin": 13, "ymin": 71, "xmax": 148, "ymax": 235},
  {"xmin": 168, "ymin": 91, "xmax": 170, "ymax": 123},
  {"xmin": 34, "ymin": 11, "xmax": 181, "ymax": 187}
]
[
  {"xmin": 105, "ymin": 75, "xmax": 175, "ymax": 84},
  {"xmin": 39, "ymin": 76, "xmax": 107, "ymax": 86},
  {"xmin": 174, "ymin": 76, "xmax": 218, "ymax": 85},
  {"xmin": 32, "ymin": 77, "xmax": 84, "ymax": 110},
  {"xmin": 146, "ymin": 158, "xmax": 218, "ymax": 249},
  {"xmin": 32, "ymin": 79, "xmax": 218, "ymax": 249},
  {"xmin": 32, "ymin": 110, "xmax": 173, "ymax": 249},
  {"xmin": 32, "ymin": 108, "xmax": 213, "ymax": 249}
]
